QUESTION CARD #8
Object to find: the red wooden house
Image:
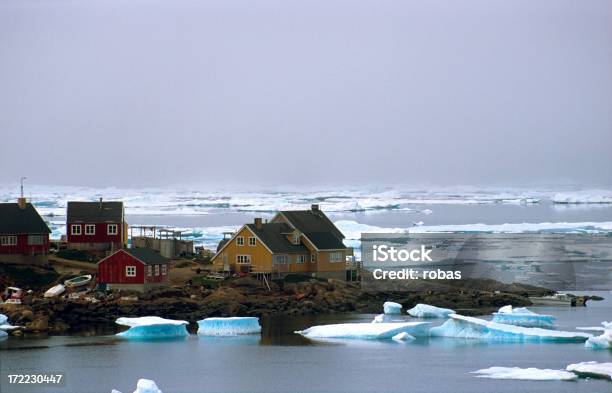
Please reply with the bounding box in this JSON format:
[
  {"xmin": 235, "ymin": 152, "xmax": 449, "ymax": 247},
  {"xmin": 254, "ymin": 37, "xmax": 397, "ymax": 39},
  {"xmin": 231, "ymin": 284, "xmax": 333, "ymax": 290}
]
[
  {"xmin": 97, "ymin": 248, "xmax": 170, "ymax": 292},
  {"xmin": 66, "ymin": 199, "xmax": 127, "ymax": 253},
  {"xmin": 0, "ymin": 198, "xmax": 51, "ymax": 265}
]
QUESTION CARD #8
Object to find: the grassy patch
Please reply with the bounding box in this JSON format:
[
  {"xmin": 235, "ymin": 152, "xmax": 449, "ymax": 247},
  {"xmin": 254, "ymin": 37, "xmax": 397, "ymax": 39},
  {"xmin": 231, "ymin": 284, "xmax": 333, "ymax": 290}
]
[{"xmin": 56, "ymin": 249, "xmax": 91, "ymax": 262}]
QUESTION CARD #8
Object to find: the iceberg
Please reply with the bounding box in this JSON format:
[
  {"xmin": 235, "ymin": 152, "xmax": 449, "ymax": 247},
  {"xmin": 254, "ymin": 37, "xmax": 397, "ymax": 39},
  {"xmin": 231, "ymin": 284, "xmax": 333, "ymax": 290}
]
[
  {"xmin": 585, "ymin": 321, "xmax": 612, "ymax": 349},
  {"xmin": 296, "ymin": 322, "xmax": 430, "ymax": 340},
  {"xmin": 383, "ymin": 301, "xmax": 402, "ymax": 314},
  {"xmin": 392, "ymin": 332, "xmax": 415, "ymax": 341},
  {"xmin": 0, "ymin": 330, "xmax": 7, "ymax": 340},
  {"xmin": 491, "ymin": 305, "xmax": 556, "ymax": 328},
  {"xmin": 553, "ymin": 191, "xmax": 612, "ymax": 204},
  {"xmin": 112, "ymin": 378, "xmax": 164, "ymax": 393},
  {"xmin": 407, "ymin": 304, "xmax": 455, "ymax": 319},
  {"xmin": 372, "ymin": 314, "xmax": 404, "ymax": 323},
  {"xmin": 0, "ymin": 314, "xmax": 7, "ymax": 325},
  {"xmin": 566, "ymin": 361, "xmax": 612, "ymax": 380},
  {"xmin": 429, "ymin": 314, "xmax": 591, "ymax": 342},
  {"xmin": 471, "ymin": 367, "xmax": 577, "ymax": 381},
  {"xmin": 197, "ymin": 317, "xmax": 261, "ymax": 336},
  {"xmin": 0, "ymin": 313, "xmax": 20, "ymax": 331},
  {"xmin": 115, "ymin": 317, "xmax": 189, "ymax": 339}
]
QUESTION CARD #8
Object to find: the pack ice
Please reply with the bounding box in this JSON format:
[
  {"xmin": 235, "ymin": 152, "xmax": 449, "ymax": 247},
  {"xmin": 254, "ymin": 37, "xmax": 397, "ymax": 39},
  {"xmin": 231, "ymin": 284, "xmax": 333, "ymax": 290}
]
[
  {"xmin": 112, "ymin": 378, "xmax": 163, "ymax": 393},
  {"xmin": 429, "ymin": 314, "xmax": 590, "ymax": 342},
  {"xmin": 471, "ymin": 367, "xmax": 577, "ymax": 381},
  {"xmin": 115, "ymin": 317, "xmax": 189, "ymax": 339},
  {"xmin": 566, "ymin": 362, "xmax": 612, "ymax": 380},
  {"xmin": 383, "ymin": 301, "xmax": 402, "ymax": 314},
  {"xmin": 491, "ymin": 305, "xmax": 556, "ymax": 328},
  {"xmin": 197, "ymin": 317, "xmax": 261, "ymax": 336},
  {"xmin": 585, "ymin": 321, "xmax": 612, "ymax": 349},
  {"xmin": 296, "ymin": 322, "xmax": 430, "ymax": 340},
  {"xmin": 407, "ymin": 304, "xmax": 454, "ymax": 318}
]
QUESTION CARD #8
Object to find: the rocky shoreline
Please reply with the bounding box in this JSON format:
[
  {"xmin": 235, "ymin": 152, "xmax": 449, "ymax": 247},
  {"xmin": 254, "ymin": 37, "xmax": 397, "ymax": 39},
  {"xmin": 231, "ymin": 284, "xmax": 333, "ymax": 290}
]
[{"xmin": 0, "ymin": 277, "xmax": 551, "ymax": 336}]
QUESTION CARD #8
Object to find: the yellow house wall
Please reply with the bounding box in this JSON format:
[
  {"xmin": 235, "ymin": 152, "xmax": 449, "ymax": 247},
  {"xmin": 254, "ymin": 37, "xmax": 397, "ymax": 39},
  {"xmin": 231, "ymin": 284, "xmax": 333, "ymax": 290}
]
[{"xmin": 212, "ymin": 227, "xmax": 273, "ymax": 273}]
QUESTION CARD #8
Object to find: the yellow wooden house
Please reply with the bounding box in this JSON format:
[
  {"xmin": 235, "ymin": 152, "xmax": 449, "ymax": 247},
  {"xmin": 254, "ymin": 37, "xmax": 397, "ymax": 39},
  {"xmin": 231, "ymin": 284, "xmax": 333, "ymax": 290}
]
[{"xmin": 211, "ymin": 205, "xmax": 351, "ymax": 280}]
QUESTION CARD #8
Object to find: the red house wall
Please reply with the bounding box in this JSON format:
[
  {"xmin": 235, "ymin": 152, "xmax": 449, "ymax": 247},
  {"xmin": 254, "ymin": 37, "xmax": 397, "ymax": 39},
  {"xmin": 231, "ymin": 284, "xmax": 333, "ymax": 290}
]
[
  {"xmin": 0, "ymin": 234, "xmax": 49, "ymax": 255},
  {"xmin": 98, "ymin": 251, "xmax": 145, "ymax": 284},
  {"xmin": 67, "ymin": 222, "xmax": 123, "ymax": 244}
]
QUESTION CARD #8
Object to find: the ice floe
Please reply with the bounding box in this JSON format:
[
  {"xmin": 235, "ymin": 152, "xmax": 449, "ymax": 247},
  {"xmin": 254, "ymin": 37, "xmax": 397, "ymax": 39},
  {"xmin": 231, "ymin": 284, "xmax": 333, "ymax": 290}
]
[
  {"xmin": 553, "ymin": 191, "xmax": 612, "ymax": 204},
  {"xmin": 584, "ymin": 321, "xmax": 612, "ymax": 349},
  {"xmin": 112, "ymin": 378, "xmax": 164, "ymax": 393},
  {"xmin": 471, "ymin": 367, "xmax": 577, "ymax": 381},
  {"xmin": 491, "ymin": 306, "xmax": 556, "ymax": 328},
  {"xmin": 197, "ymin": 317, "xmax": 261, "ymax": 336},
  {"xmin": 566, "ymin": 361, "xmax": 612, "ymax": 380},
  {"xmin": 429, "ymin": 314, "xmax": 591, "ymax": 342},
  {"xmin": 296, "ymin": 322, "xmax": 430, "ymax": 340},
  {"xmin": 407, "ymin": 304, "xmax": 455, "ymax": 319},
  {"xmin": 383, "ymin": 301, "xmax": 402, "ymax": 314},
  {"xmin": 115, "ymin": 317, "xmax": 189, "ymax": 339}
]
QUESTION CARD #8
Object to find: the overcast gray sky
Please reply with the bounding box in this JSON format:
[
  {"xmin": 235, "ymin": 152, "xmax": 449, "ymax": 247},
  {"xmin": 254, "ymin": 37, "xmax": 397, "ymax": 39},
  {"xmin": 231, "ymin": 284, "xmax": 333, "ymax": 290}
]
[{"xmin": 0, "ymin": 0, "xmax": 610, "ymax": 188}]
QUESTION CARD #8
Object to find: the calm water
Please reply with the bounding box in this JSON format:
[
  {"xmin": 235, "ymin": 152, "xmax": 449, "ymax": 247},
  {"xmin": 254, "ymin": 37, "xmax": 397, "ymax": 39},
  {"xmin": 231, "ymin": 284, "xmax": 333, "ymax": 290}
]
[{"xmin": 2, "ymin": 294, "xmax": 612, "ymax": 393}]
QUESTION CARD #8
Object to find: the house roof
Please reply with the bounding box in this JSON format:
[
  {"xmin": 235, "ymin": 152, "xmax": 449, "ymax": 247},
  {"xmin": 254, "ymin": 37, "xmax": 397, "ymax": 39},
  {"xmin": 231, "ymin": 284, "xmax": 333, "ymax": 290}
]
[
  {"xmin": 0, "ymin": 203, "xmax": 51, "ymax": 235},
  {"xmin": 67, "ymin": 201, "xmax": 123, "ymax": 223},
  {"xmin": 245, "ymin": 223, "xmax": 309, "ymax": 254},
  {"xmin": 124, "ymin": 248, "xmax": 170, "ymax": 265},
  {"xmin": 278, "ymin": 209, "xmax": 346, "ymax": 249}
]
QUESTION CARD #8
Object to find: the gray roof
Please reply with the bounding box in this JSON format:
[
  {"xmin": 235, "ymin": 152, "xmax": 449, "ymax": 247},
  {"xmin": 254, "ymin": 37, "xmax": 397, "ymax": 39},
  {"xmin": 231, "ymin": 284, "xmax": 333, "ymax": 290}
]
[
  {"xmin": 67, "ymin": 201, "xmax": 123, "ymax": 223},
  {"xmin": 279, "ymin": 209, "xmax": 346, "ymax": 249},
  {"xmin": 0, "ymin": 203, "xmax": 51, "ymax": 235},
  {"xmin": 246, "ymin": 223, "xmax": 309, "ymax": 254},
  {"xmin": 125, "ymin": 248, "xmax": 170, "ymax": 265}
]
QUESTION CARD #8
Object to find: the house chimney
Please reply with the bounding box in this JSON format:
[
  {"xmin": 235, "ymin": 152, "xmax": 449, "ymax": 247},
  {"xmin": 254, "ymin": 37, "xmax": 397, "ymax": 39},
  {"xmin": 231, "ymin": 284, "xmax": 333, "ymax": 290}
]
[
  {"xmin": 99, "ymin": 197, "xmax": 103, "ymax": 210},
  {"xmin": 17, "ymin": 197, "xmax": 27, "ymax": 210},
  {"xmin": 254, "ymin": 217, "xmax": 263, "ymax": 229},
  {"xmin": 311, "ymin": 204, "xmax": 319, "ymax": 212}
]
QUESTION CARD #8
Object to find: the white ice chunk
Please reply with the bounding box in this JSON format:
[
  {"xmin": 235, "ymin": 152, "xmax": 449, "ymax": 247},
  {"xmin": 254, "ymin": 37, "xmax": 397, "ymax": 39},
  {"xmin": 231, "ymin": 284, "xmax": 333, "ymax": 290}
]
[
  {"xmin": 296, "ymin": 322, "xmax": 430, "ymax": 340},
  {"xmin": 115, "ymin": 317, "xmax": 188, "ymax": 339},
  {"xmin": 392, "ymin": 332, "xmax": 415, "ymax": 341},
  {"xmin": 566, "ymin": 362, "xmax": 612, "ymax": 380},
  {"xmin": 133, "ymin": 379, "xmax": 163, "ymax": 393},
  {"xmin": 0, "ymin": 314, "xmax": 7, "ymax": 325},
  {"xmin": 472, "ymin": 367, "xmax": 577, "ymax": 381},
  {"xmin": 407, "ymin": 304, "xmax": 455, "ymax": 318},
  {"xmin": 429, "ymin": 314, "xmax": 591, "ymax": 342},
  {"xmin": 197, "ymin": 317, "xmax": 261, "ymax": 336},
  {"xmin": 491, "ymin": 305, "xmax": 556, "ymax": 328},
  {"xmin": 585, "ymin": 321, "xmax": 612, "ymax": 349},
  {"xmin": 371, "ymin": 314, "xmax": 404, "ymax": 323},
  {"xmin": 0, "ymin": 313, "xmax": 20, "ymax": 331},
  {"xmin": 383, "ymin": 301, "xmax": 402, "ymax": 314}
]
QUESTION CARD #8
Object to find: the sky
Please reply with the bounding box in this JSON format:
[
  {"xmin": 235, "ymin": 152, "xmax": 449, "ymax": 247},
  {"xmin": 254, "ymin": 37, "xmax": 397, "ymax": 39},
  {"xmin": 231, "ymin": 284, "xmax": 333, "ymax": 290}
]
[{"xmin": 0, "ymin": 0, "xmax": 610, "ymax": 189}]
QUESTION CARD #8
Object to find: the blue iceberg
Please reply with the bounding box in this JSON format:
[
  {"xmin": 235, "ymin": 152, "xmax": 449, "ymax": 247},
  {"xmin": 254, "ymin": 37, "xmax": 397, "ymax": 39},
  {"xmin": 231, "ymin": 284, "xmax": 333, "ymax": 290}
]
[
  {"xmin": 296, "ymin": 322, "xmax": 430, "ymax": 340},
  {"xmin": 115, "ymin": 317, "xmax": 189, "ymax": 340},
  {"xmin": 197, "ymin": 317, "xmax": 261, "ymax": 336},
  {"xmin": 383, "ymin": 301, "xmax": 402, "ymax": 314},
  {"xmin": 407, "ymin": 304, "xmax": 455, "ymax": 318},
  {"xmin": 585, "ymin": 322, "xmax": 612, "ymax": 349},
  {"xmin": 491, "ymin": 305, "xmax": 556, "ymax": 328},
  {"xmin": 430, "ymin": 314, "xmax": 590, "ymax": 342}
]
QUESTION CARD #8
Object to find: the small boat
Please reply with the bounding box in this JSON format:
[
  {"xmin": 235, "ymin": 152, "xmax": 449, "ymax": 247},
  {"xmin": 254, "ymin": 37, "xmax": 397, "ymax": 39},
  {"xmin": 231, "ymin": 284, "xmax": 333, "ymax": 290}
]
[
  {"xmin": 44, "ymin": 284, "xmax": 65, "ymax": 298},
  {"xmin": 530, "ymin": 293, "xmax": 575, "ymax": 306},
  {"xmin": 64, "ymin": 274, "xmax": 92, "ymax": 288}
]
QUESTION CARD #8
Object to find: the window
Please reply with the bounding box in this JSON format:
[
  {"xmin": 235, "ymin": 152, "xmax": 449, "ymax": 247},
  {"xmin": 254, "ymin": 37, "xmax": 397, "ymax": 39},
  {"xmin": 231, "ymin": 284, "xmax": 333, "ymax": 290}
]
[
  {"xmin": 248, "ymin": 237, "xmax": 256, "ymax": 246},
  {"xmin": 329, "ymin": 252, "xmax": 343, "ymax": 263},
  {"xmin": 107, "ymin": 224, "xmax": 118, "ymax": 235},
  {"xmin": 147, "ymin": 266, "xmax": 152, "ymax": 277},
  {"xmin": 310, "ymin": 253, "xmax": 317, "ymax": 263},
  {"xmin": 0, "ymin": 236, "xmax": 17, "ymax": 246},
  {"xmin": 236, "ymin": 255, "xmax": 251, "ymax": 264},
  {"xmin": 125, "ymin": 266, "xmax": 136, "ymax": 277},
  {"xmin": 297, "ymin": 255, "xmax": 306, "ymax": 264},
  {"xmin": 236, "ymin": 236, "xmax": 244, "ymax": 246},
  {"xmin": 71, "ymin": 224, "xmax": 82, "ymax": 235},
  {"xmin": 155, "ymin": 265, "xmax": 160, "ymax": 276},
  {"xmin": 162, "ymin": 265, "xmax": 167, "ymax": 275},
  {"xmin": 272, "ymin": 255, "xmax": 289, "ymax": 265},
  {"xmin": 292, "ymin": 233, "xmax": 300, "ymax": 245},
  {"xmin": 85, "ymin": 224, "xmax": 95, "ymax": 235},
  {"xmin": 28, "ymin": 235, "xmax": 44, "ymax": 245}
]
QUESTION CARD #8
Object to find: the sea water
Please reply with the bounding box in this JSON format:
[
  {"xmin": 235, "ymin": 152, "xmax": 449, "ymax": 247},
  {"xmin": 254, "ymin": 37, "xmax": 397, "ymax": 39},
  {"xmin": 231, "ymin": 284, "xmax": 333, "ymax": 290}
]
[{"xmin": 2, "ymin": 295, "xmax": 612, "ymax": 393}]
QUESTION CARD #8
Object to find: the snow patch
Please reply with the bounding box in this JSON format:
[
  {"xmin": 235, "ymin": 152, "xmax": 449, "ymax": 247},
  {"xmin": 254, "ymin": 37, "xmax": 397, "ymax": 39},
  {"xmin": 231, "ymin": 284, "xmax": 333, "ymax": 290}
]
[
  {"xmin": 115, "ymin": 317, "xmax": 188, "ymax": 339},
  {"xmin": 383, "ymin": 301, "xmax": 402, "ymax": 314},
  {"xmin": 296, "ymin": 322, "xmax": 430, "ymax": 340},
  {"xmin": 471, "ymin": 367, "xmax": 577, "ymax": 381},
  {"xmin": 407, "ymin": 304, "xmax": 455, "ymax": 319},
  {"xmin": 429, "ymin": 314, "xmax": 590, "ymax": 342},
  {"xmin": 197, "ymin": 317, "xmax": 261, "ymax": 336}
]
